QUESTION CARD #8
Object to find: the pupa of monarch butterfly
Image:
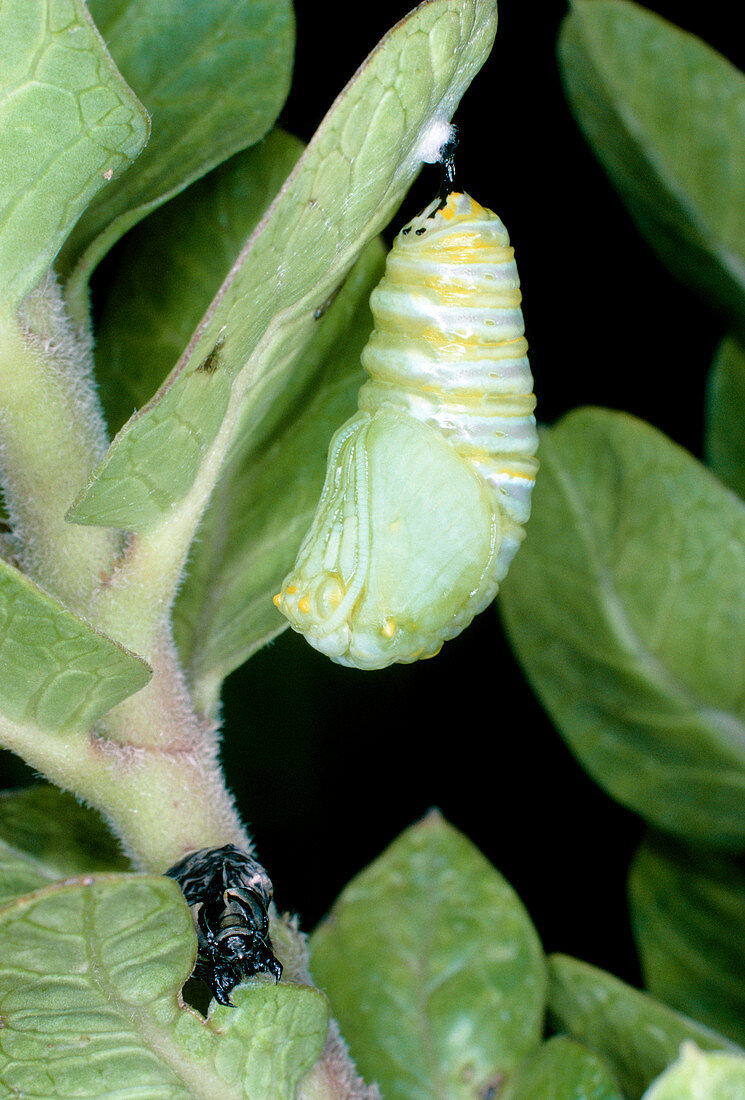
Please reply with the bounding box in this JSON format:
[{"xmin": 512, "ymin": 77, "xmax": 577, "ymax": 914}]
[
  {"xmin": 274, "ymin": 190, "xmax": 538, "ymax": 670},
  {"xmin": 166, "ymin": 845, "xmax": 282, "ymax": 1005}
]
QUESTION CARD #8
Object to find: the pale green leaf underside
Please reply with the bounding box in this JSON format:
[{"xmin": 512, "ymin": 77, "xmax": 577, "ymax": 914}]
[
  {"xmin": 310, "ymin": 811, "xmax": 546, "ymax": 1100},
  {"xmin": 499, "ymin": 408, "xmax": 745, "ymax": 848},
  {"xmin": 629, "ymin": 833, "xmax": 745, "ymax": 1046},
  {"xmin": 0, "ymin": 557, "xmax": 150, "ymax": 733},
  {"xmin": 58, "ymin": 0, "xmax": 294, "ymax": 290},
  {"xmin": 93, "ymin": 127, "xmax": 386, "ymax": 702},
  {"xmin": 0, "ymin": 0, "xmax": 148, "ymax": 306},
  {"xmin": 95, "ymin": 130, "xmax": 305, "ymax": 435},
  {"xmin": 643, "ymin": 1044, "xmax": 745, "ymax": 1100},
  {"xmin": 67, "ymin": 0, "xmax": 499, "ymax": 530},
  {"xmin": 705, "ymin": 334, "xmax": 745, "ymax": 499},
  {"xmin": 0, "ymin": 785, "xmax": 127, "ymax": 907},
  {"xmin": 559, "ymin": 0, "xmax": 745, "ymax": 324},
  {"xmin": 547, "ymin": 954, "xmax": 739, "ymax": 1099},
  {"xmin": 92, "ymin": 130, "xmax": 382, "ymax": 704},
  {"xmin": 504, "ymin": 1036, "xmax": 623, "ymax": 1100},
  {"xmin": 0, "ymin": 875, "xmax": 329, "ymax": 1100},
  {"xmin": 173, "ymin": 240, "xmax": 386, "ymax": 708}
]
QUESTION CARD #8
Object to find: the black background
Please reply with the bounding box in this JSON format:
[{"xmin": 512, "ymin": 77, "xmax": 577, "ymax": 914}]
[{"xmin": 1, "ymin": 0, "xmax": 740, "ymax": 991}]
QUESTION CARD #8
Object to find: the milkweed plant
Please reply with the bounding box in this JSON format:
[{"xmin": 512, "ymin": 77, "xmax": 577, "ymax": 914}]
[{"xmin": 1, "ymin": 0, "xmax": 745, "ymax": 1096}]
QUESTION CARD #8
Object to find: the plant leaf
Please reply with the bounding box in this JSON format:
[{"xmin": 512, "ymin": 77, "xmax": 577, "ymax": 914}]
[
  {"xmin": 309, "ymin": 811, "xmax": 546, "ymax": 1100},
  {"xmin": 0, "ymin": 0, "xmax": 148, "ymax": 307},
  {"xmin": 92, "ymin": 128, "xmax": 387, "ymax": 705},
  {"xmin": 704, "ymin": 334, "xmax": 745, "ymax": 499},
  {"xmin": 173, "ymin": 240, "xmax": 385, "ymax": 711},
  {"xmin": 547, "ymin": 954, "xmax": 739, "ymax": 1100},
  {"xmin": 0, "ymin": 875, "xmax": 329, "ymax": 1099},
  {"xmin": 503, "ymin": 1035, "xmax": 623, "ymax": 1100},
  {"xmin": 0, "ymin": 785, "xmax": 127, "ymax": 906},
  {"xmin": 206, "ymin": 981, "xmax": 329, "ymax": 1100},
  {"xmin": 629, "ymin": 832, "xmax": 745, "ymax": 1046},
  {"xmin": 0, "ymin": 557, "xmax": 150, "ymax": 734},
  {"xmin": 558, "ymin": 0, "xmax": 745, "ymax": 326},
  {"xmin": 67, "ymin": 0, "xmax": 499, "ymax": 530},
  {"xmin": 95, "ymin": 129, "xmax": 305, "ymax": 436},
  {"xmin": 58, "ymin": 0, "xmax": 294, "ymax": 294},
  {"xmin": 642, "ymin": 1043, "xmax": 745, "ymax": 1100},
  {"xmin": 499, "ymin": 408, "xmax": 745, "ymax": 848}
]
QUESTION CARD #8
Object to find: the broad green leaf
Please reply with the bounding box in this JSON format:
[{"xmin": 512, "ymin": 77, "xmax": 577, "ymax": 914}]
[
  {"xmin": 0, "ymin": 557, "xmax": 150, "ymax": 733},
  {"xmin": 173, "ymin": 240, "xmax": 385, "ymax": 709},
  {"xmin": 705, "ymin": 334, "xmax": 745, "ymax": 499},
  {"xmin": 0, "ymin": 875, "xmax": 329, "ymax": 1099},
  {"xmin": 0, "ymin": 0, "xmax": 148, "ymax": 307},
  {"xmin": 67, "ymin": 0, "xmax": 499, "ymax": 530},
  {"xmin": 95, "ymin": 130, "xmax": 305, "ymax": 435},
  {"xmin": 0, "ymin": 785, "xmax": 126, "ymax": 906},
  {"xmin": 643, "ymin": 1043, "xmax": 745, "ymax": 1100},
  {"xmin": 559, "ymin": 1, "xmax": 745, "ymax": 326},
  {"xmin": 548, "ymin": 955, "xmax": 739, "ymax": 1100},
  {"xmin": 58, "ymin": 0, "xmax": 294, "ymax": 296},
  {"xmin": 504, "ymin": 1036, "xmax": 623, "ymax": 1100},
  {"xmin": 310, "ymin": 811, "xmax": 546, "ymax": 1100},
  {"xmin": 92, "ymin": 128, "xmax": 386, "ymax": 702},
  {"xmin": 629, "ymin": 832, "xmax": 745, "ymax": 1046},
  {"xmin": 499, "ymin": 408, "xmax": 745, "ymax": 848}
]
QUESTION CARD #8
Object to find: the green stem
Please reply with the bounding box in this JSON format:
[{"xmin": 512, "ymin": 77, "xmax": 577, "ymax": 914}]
[
  {"xmin": 0, "ymin": 277, "xmax": 118, "ymax": 609},
  {"xmin": 0, "ymin": 274, "xmax": 248, "ymax": 868},
  {"xmin": 0, "ymin": 707, "xmax": 247, "ymax": 873}
]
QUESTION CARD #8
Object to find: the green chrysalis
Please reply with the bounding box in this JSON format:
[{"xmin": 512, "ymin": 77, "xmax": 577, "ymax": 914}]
[{"xmin": 275, "ymin": 192, "xmax": 538, "ymax": 669}]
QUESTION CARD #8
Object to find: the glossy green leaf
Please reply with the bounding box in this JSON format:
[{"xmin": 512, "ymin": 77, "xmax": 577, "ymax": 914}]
[
  {"xmin": 310, "ymin": 811, "xmax": 546, "ymax": 1100},
  {"xmin": 0, "ymin": 785, "xmax": 127, "ymax": 906},
  {"xmin": 95, "ymin": 130, "xmax": 304, "ymax": 435},
  {"xmin": 0, "ymin": 0, "xmax": 148, "ymax": 307},
  {"xmin": 559, "ymin": 0, "xmax": 745, "ymax": 325},
  {"xmin": 504, "ymin": 1036, "xmax": 623, "ymax": 1100},
  {"xmin": 548, "ymin": 955, "xmax": 739, "ymax": 1099},
  {"xmin": 499, "ymin": 408, "xmax": 745, "ymax": 848},
  {"xmin": 58, "ymin": 0, "xmax": 294, "ymax": 294},
  {"xmin": 67, "ymin": 0, "xmax": 499, "ymax": 530},
  {"xmin": 643, "ymin": 1043, "xmax": 745, "ymax": 1099},
  {"xmin": 629, "ymin": 833, "xmax": 745, "ymax": 1046},
  {"xmin": 0, "ymin": 557, "xmax": 150, "ymax": 733},
  {"xmin": 0, "ymin": 875, "xmax": 329, "ymax": 1099},
  {"xmin": 705, "ymin": 334, "xmax": 745, "ymax": 499}
]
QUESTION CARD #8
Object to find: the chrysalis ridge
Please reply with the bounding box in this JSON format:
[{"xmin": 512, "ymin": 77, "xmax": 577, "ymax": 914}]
[{"xmin": 275, "ymin": 192, "xmax": 538, "ymax": 670}]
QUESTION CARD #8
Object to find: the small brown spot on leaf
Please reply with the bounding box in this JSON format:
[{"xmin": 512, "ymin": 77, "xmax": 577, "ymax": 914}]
[
  {"xmin": 196, "ymin": 335, "xmax": 225, "ymax": 373},
  {"xmin": 481, "ymin": 1073, "xmax": 505, "ymax": 1099}
]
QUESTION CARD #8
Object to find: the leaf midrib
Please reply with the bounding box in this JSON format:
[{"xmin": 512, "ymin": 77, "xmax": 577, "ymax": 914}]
[{"xmin": 547, "ymin": 434, "xmax": 745, "ymax": 762}]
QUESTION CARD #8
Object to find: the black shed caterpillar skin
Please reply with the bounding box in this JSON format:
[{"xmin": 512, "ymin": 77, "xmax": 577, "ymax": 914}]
[{"xmin": 166, "ymin": 844, "xmax": 282, "ymax": 1005}]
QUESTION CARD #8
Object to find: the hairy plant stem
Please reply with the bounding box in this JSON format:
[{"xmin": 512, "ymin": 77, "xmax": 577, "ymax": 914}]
[
  {"xmin": 0, "ymin": 274, "xmax": 376, "ymax": 1100},
  {"xmin": 0, "ymin": 274, "xmax": 247, "ymax": 870},
  {"xmin": 0, "ymin": 281, "xmax": 118, "ymax": 610}
]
